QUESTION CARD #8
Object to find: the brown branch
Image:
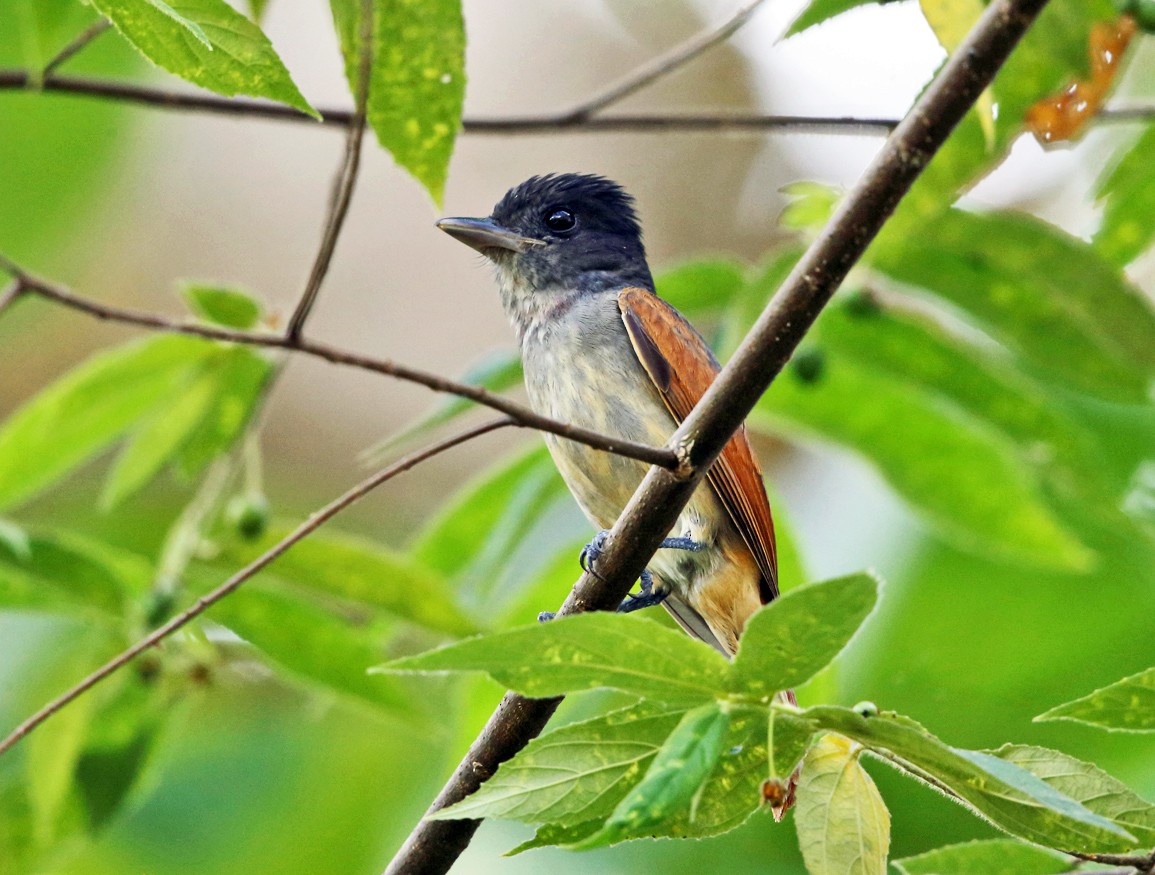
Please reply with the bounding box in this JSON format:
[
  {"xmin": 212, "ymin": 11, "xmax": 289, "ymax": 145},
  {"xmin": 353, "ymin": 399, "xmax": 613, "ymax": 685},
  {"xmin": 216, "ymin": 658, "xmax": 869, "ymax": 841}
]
[
  {"xmin": 0, "ymin": 416, "xmax": 517, "ymax": 759},
  {"xmin": 559, "ymin": 0, "xmax": 771, "ymax": 121},
  {"xmin": 1068, "ymin": 850, "xmax": 1155, "ymax": 873},
  {"xmin": 383, "ymin": 1, "xmax": 1053, "ymax": 872},
  {"xmin": 42, "ymin": 20, "xmax": 112, "ymax": 75},
  {"xmin": 286, "ymin": 0, "xmax": 371, "ymax": 341},
  {"xmin": 0, "ymin": 257, "xmax": 678, "ymax": 470},
  {"xmin": 0, "ymin": 70, "xmax": 1149, "ymax": 135}
]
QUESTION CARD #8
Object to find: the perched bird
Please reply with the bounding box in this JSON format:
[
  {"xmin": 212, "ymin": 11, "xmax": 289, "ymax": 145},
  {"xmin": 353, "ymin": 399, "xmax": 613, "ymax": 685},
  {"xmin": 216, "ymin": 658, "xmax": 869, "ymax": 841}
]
[{"xmin": 437, "ymin": 174, "xmax": 779, "ymax": 658}]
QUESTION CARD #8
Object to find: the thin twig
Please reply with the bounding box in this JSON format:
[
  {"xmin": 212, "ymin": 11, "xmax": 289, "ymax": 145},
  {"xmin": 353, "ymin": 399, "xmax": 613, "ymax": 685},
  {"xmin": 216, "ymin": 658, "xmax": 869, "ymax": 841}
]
[
  {"xmin": 1068, "ymin": 850, "xmax": 1155, "ymax": 872},
  {"xmin": 383, "ymin": 1, "xmax": 1053, "ymax": 872},
  {"xmin": 0, "ymin": 259, "xmax": 678, "ymax": 470},
  {"xmin": 0, "ymin": 279, "xmax": 24, "ymax": 313},
  {"xmin": 0, "ymin": 70, "xmax": 1150, "ymax": 134},
  {"xmin": 42, "ymin": 20, "xmax": 112, "ymax": 76},
  {"xmin": 559, "ymin": 0, "xmax": 771, "ymax": 121},
  {"xmin": 0, "ymin": 416, "xmax": 517, "ymax": 759},
  {"xmin": 286, "ymin": 0, "xmax": 372, "ymax": 341}
]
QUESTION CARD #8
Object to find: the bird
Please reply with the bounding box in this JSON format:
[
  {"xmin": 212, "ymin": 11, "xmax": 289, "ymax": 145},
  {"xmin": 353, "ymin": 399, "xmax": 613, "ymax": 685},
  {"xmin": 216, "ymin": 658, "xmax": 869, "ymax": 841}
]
[{"xmin": 436, "ymin": 173, "xmax": 779, "ymax": 659}]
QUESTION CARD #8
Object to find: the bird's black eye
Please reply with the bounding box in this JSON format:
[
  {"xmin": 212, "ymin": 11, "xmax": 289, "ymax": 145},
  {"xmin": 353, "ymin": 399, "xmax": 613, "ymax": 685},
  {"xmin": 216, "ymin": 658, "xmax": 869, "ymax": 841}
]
[{"xmin": 545, "ymin": 208, "xmax": 576, "ymax": 233}]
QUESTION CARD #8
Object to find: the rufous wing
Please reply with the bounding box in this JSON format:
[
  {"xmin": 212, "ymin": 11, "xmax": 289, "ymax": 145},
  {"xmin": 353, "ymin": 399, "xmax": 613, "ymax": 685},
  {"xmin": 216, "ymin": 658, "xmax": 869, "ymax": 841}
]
[{"xmin": 618, "ymin": 287, "xmax": 778, "ymax": 602}]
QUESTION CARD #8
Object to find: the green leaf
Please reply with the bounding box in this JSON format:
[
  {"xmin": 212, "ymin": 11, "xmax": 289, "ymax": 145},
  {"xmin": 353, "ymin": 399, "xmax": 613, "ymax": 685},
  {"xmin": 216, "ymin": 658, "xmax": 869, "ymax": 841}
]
[
  {"xmin": 869, "ymin": 209, "xmax": 1155, "ymax": 403},
  {"xmin": 717, "ymin": 246, "xmax": 805, "ymax": 361},
  {"xmin": 805, "ymin": 706, "xmax": 1135, "ymax": 851},
  {"xmin": 211, "ymin": 584, "xmax": 414, "ymax": 715},
  {"xmin": 0, "ymin": 335, "xmax": 213, "ymax": 511},
  {"xmin": 101, "ymin": 361, "xmax": 220, "ymax": 508},
  {"xmin": 0, "ymin": 517, "xmax": 31, "ymax": 561},
  {"xmin": 26, "ymin": 677, "xmax": 96, "ymax": 847},
  {"xmin": 363, "ymin": 347, "xmax": 523, "ymax": 463},
  {"xmin": 181, "ymin": 283, "xmax": 263, "ymax": 330},
  {"xmin": 1095, "ymin": 124, "xmax": 1155, "ymax": 266},
  {"xmin": 0, "ymin": 529, "xmax": 151, "ymax": 616},
  {"xmin": 90, "ymin": 0, "xmax": 316, "ymax": 116},
  {"xmin": 786, "ymin": 0, "xmax": 883, "ymax": 37},
  {"xmin": 507, "ymin": 821, "xmax": 603, "ymax": 855},
  {"xmin": 411, "ymin": 444, "xmax": 566, "ymax": 587},
  {"xmin": 771, "ymin": 711, "xmax": 816, "ymax": 781},
  {"xmin": 794, "ymin": 733, "xmax": 890, "ymax": 875},
  {"xmin": 992, "ymin": 745, "xmax": 1155, "ymax": 847},
  {"xmin": 330, "ymin": 0, "xmax": 465, "ymax": 203},
  {"xmin": 174, "ymin": 346, "xmax": 273, "ymax": 478},
  {"xmin": 215, "ymin": 527, "xmax": 477, "ymax": 638},
  {"xmin": 377, "ymin": 612, "xmax": 730, "ymax": 706},
  {"xmin": 653, "ymin": 259, "xmax": 747, "ymax": 319},
  {"xmin": 893, "ymin": 839, "xmax": 1069, "ymax": 875},
  {"xmin": 780, "ymin": 181, "xmax": 840, "ymax": 234},
  {"xmin": 728, "ymin": 572, "xmax": 878, "ymax": 699},
  {"xmin": 571, "ymin": 703, "xmax": 731, "ymax": 849},
  {"xmin": 1035, "ymin": 667, "xmax": 1155, "ymax": 732},
  {"xmin": 754, "ymin": 345, "xmax": 1091, "ymax": 570},
  {"xmin": 431, "ymin": 701, "xmax": 686, "ymax": 823}
]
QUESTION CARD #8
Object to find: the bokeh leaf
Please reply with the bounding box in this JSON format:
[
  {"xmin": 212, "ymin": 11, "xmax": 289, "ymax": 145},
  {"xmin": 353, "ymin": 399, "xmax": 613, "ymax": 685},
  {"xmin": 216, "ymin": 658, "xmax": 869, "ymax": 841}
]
[
  {"xmin": 212, "ymin": 584, "xmax": 414, "ymax": 715},
  {"xmin": 794, "ymin": 733, "xmax": 890, "ymax": 875},
  {"xmin": 181, "ymin": 284, "xmax": 263, "ymax": 330},
  {"xmin": 754, "ymin": 343, "xmax": 1091, "ymax": 570},
  {"xmin": 571, "ymin": 703, "xmax": 731, "ymax": 849},
  {"xmin": 1095, "ymin": 123, "xmax": 1155, "ymax": 267},
  {"xmin": 378, "ymin": 612, "xmax": 729, "ymax": 706},
  {"xmin": 893, "ymin": 838, "xmax": 1069, "ymax": 875},
  {"xmin": 654, "ymin": 259, "xmax": 746, "ymax": 319},
  {"xmin": 0, "ymin": 335, "xmax": 213, "ymax": 511},
  {"xmin": 727, "ymin": 572, "xmax": 879, "ymax": 698},
  {"xmin": 992, "ymin": 744, "xmax": 1155, "ymax": 846},
  {"xmin": 90, "ymin": 0, "xmax": 316, "ymax": 116},
  {"xmin": 431, "ymin": 701, "xmax": 686, "ymax": 823},
  {"xmin": 869, "ymin": 209, "xmax": 1155, "ymax": 403},
  {"xmin": 216, "ymin": 527, "xmax": 477, "ymax": 638},
  {"xmin": 330, "ymin": 0, "xmax": 464, "ymax": 203},
  {"xmin": 1035, "ymin": 667, "xmax": 1155, "ymax": 732}
]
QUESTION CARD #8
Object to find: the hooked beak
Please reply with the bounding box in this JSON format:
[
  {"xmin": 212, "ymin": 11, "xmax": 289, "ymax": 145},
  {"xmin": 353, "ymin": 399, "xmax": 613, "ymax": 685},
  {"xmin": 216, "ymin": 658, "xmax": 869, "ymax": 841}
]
[{"xmin": 436, "ymin": 216, "xmax": 542, "ymax": 254}]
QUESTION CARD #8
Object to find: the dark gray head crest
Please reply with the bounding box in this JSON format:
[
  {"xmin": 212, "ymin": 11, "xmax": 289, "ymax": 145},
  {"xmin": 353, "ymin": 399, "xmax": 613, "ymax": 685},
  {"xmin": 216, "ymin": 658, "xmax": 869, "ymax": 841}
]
[
  {"xmin": 492, "ymin": 174, "xmax": 644, "ymax": 240},
  {"xmin": 490, "ymin": 173, "xmax": 654, "ymax": 294}
]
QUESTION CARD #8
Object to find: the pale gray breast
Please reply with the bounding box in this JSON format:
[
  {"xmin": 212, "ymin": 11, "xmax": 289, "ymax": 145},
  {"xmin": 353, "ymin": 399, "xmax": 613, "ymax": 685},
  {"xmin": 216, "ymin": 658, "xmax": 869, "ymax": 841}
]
[{"xmin": 521, "ymin": 291, "xmax": 676, "ymax": 528}]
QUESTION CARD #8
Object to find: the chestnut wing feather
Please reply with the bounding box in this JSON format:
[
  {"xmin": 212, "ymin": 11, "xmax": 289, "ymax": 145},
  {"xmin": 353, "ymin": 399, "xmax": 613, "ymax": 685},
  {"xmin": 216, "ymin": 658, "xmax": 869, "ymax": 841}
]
[{"xmin": 618, "ymin": 287, "xmax": 778, "ymax": 602}]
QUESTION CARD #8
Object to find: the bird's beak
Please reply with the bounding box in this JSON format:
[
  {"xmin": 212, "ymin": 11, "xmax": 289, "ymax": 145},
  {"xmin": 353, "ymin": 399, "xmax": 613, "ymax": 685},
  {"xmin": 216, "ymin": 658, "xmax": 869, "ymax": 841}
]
[{"xmin": 436, "ymin": 216, "xmax": 542, "ymax": 254}]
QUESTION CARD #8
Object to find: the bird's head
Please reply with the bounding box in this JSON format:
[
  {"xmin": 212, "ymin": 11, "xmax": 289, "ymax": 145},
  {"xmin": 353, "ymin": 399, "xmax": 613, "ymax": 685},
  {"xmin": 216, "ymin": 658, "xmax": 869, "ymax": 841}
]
[{"xmin": 437, "ymin": 174, "xmax": 654, "ymax": 338}]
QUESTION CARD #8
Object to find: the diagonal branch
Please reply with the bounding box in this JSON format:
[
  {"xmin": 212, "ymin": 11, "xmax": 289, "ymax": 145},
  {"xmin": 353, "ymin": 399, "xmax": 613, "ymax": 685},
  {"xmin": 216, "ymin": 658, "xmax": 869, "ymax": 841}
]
[
  {"xmin": 383, "ymin": 1, "xmax": 1053, "ymax": 872},
  {"xmin": 286, "ymin": 0, "xmax": 372, "ymax": 341},
  {"xmin": 559, "ymin": 0, "xmax": 771, "ymax": 122},
  {"xmin": 0, "ymin": 416, "xmax": 517, "ymax": 758},
  {"xmin": 0, "ymin": 258, "xmax": 679, "ymax": 470}
]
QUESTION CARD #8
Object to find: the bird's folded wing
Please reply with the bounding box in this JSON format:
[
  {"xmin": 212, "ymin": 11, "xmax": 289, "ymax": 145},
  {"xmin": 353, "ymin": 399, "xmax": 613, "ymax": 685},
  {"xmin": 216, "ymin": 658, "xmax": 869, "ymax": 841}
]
[{"xmin": 618, "ymin": 287, "xmax": 778, "ymax": 602}]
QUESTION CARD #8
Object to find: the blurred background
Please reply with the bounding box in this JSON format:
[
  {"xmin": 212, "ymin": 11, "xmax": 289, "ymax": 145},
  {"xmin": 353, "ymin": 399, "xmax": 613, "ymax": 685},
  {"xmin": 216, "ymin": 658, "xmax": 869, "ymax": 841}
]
[{"xmin": 1, "ymin": 0, "xmax": 1153, "ymax": 873}]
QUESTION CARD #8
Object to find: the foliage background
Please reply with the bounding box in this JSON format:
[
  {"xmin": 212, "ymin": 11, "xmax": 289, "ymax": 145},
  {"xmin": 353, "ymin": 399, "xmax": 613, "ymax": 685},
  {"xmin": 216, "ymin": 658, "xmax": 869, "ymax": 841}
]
[{"xmin": 0, "ymin": 0, "xmax": 1153, "ymax": 873}]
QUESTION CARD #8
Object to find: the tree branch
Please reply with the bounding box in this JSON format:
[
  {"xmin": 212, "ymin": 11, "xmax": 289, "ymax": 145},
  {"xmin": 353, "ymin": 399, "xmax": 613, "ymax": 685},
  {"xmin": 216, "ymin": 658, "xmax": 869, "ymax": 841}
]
[
  {"xmin": 0, "ymin": 69, "xmax": 1148, "ymax": 135},
  {"xmin": 383, "ymin": 1, "xmax": 1052, "ymax": 872},
  {"xmin": 559, "ymin": 0, "xmax": 771, "ymax": 121},
  {"xmin": 0, "ymin": 416, "xmax": 517, "ymax": 759},
  {"xmin": 0, "ymin": 258, "xmax": 679, "ymax": 470},
  {"xmin": 1068, "ymin": 850, "xmax": 1155, "ymax": 873},
  {"xmin": 286, "ymin": 0, "xmax": 372, "ymax": 341}
]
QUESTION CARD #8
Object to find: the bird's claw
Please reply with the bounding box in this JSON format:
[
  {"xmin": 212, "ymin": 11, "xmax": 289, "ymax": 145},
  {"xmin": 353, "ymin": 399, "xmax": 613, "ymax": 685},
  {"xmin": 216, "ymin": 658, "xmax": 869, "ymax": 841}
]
[
  {"xmin": 538, "ymin": 611, "xmax": 557, "ymax": 623},
  {"xmin": 579, "ymin": 529, "xmax": 611, "ymax": 573}
]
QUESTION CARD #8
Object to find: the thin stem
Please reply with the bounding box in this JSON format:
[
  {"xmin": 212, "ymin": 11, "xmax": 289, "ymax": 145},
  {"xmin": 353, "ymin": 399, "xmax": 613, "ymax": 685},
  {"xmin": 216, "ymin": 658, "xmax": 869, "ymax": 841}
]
[
  {"xmin": 42, "ymin": 20, "xmax": 112, "ymax": 75},
  {"xmin": 0, "ymin": 70, "xmax": 1149, "ymax": 134},
  {"xmin": 0, "ymin": 279, "xmax": 24, "ymax": 313},
  {"xmin": 286, "ymin": 0, "xmax": 372, "ymax": 341},
  {"xmin": 0, "ymin": 260, "xmax": 679, "ymax": 470},
  {"xmin": 560, "ymin": 0, "xmax": 771, "ymax": 121},
  {"xmin": 0, "ymin": 416, "xmax": 516, "ymax": 759},
  {"xmin": 1068, "ymin": 850, "xmax": 1155, "ymax": 872}
]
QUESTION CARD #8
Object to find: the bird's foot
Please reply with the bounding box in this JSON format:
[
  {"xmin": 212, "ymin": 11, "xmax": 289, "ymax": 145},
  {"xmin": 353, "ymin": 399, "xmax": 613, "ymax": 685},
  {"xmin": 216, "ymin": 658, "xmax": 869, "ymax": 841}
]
[
  {"xmin": 579, "ymin": 529, "xmax": 611, "ymax": 573},
  {"xmin": 538, "ymin": 611, "xmax": 556, "ymax": 623},
  {"xmin": 658, "ymin": 536, "xmax": 706, "ymax": 552},
  {"xmin": 617, "ymin": 569, "xmax": 668, "ymax": 613}
]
